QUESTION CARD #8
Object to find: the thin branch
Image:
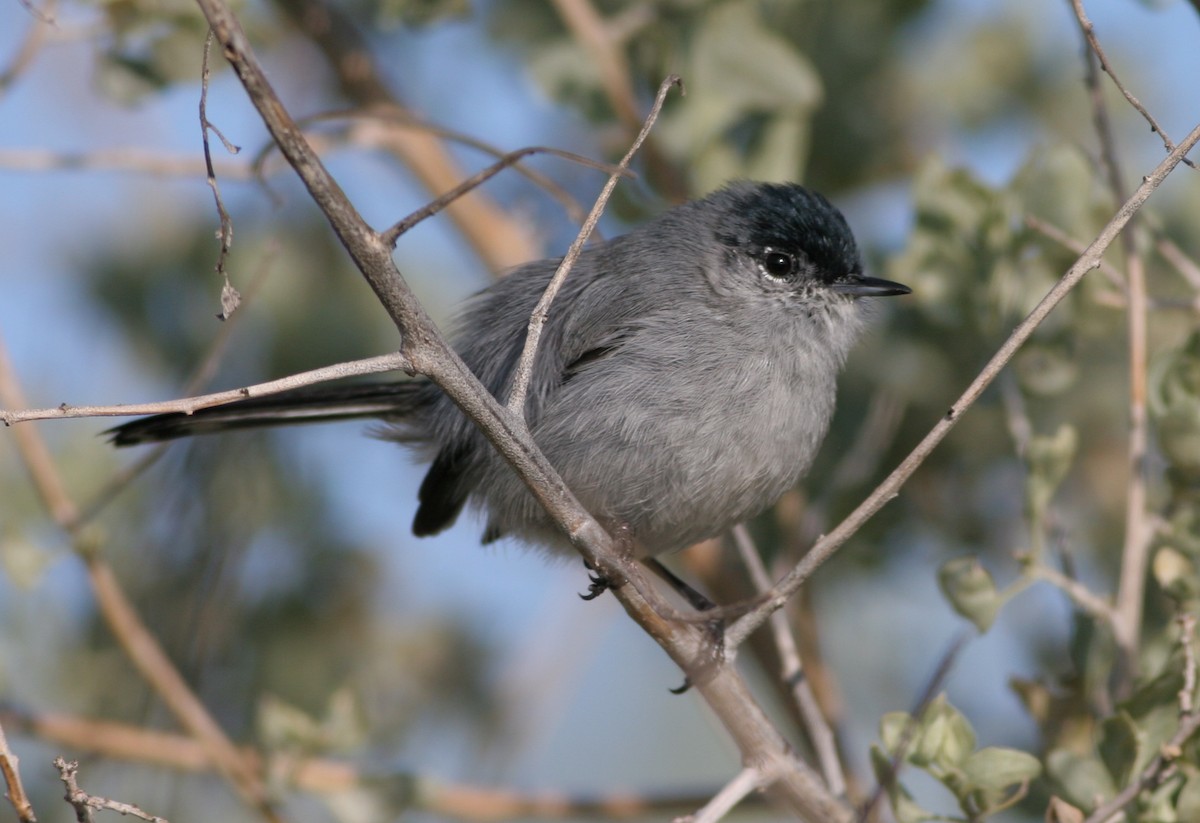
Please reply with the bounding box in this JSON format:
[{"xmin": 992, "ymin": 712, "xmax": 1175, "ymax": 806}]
[
  {"xmin": 1067, "ymin": 0, "xmax": 1196, "ymax": 170},
  {"xmin": 0, "ymin": 719, "xmax": 37, "ymax": 822},
  {"xmin": 283, "ymin": 107, "xmax": 608, "ymax": 229},
  {"xmin": 1156, "ymin": 235, "xmax": 1200, "ymax": 291},
  {"xmin": 1029, "ymin": 565, "xmax": 1117, "ymax": 625},
  {"xmin": 0, "ymin": 0, "xmax": 55, "ymax": 95},
  {"xmin": 54, "ymin": 758, "xmax": 168, "ymax": 823},
  {"xmin": 732, "ymin": 525, "xmax": 845, "ymax": 797},
  {"xmin": 506, "ymin": 75, "xmax": 683, "ymax": 417},
  {"xmin": 677, "ymin": 766, "xmax": 768, "ymax": 823},
  {"xmin": 201, "ymin": 31, "xmax": 242, "ymax": 319},
  {"xmin": 1069, "ymin": 0, "xmax": 1153, "ymax": 693},
  {"xmin": 1024, "ymin": 214, "xmax": 1126, "ymax": 292},
  {"xmin": 1179, "ymin": 613, "xmax": 1197, "ymax": 714},
  {"xmin": 725, "ymin": 118, "xmax": 1200, "ymax": 652},
  {"xmin": 382, "ymin": 145, "xmax": 628, "ymax": 247},
  {"xmin": 0, "ymin": 352, "xmax": 409, "ymax": 425}
]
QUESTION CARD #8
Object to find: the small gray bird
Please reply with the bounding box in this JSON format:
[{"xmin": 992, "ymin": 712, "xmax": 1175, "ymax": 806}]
[{"xmin": 110, "ymin": 182, "xmax": 909, "ymax": 559}]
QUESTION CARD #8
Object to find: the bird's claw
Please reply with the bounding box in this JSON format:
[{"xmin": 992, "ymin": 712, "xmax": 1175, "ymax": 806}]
[{"xmin": 579, "ymin": 571, "xmax": 611, "ymax": 601}]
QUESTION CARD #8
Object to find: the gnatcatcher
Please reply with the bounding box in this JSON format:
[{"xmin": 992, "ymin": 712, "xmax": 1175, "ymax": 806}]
[{"xmin": 110, "ymin": 181, "xmax": 910, "ymax": 559}]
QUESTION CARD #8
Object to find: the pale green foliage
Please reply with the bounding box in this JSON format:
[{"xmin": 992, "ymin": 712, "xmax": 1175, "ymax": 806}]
[{"xmin": 874, "ymin": 694, "xmax": 1041, "ymax": 822}]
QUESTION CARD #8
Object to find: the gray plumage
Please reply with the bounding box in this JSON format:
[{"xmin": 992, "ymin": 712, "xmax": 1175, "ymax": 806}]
[{"xmin": 109, "ymin": 181, "xmax": 909, "ymax": 557}]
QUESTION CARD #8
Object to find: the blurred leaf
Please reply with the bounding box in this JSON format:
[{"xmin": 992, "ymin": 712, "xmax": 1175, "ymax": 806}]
[
  {"xmin": 918, "ymin": 694, "xmax": 977, "ymax": 770},
  {"xmin": 1098, "ymin": 711, "xmax": 1142, "ymax": 788},
  {"xmin": 1045, "ymin": 796, "xmax": 1085, "ymax": 823},
  {"xmin": 1015, "ymin": 343, "xmax": 1079, "ymax": 397},
  {"xmin": 1026, "ymin": 424, "xmax": 1078, "ymax": 520},
  {"xmin": 1046, "ymin": 749, "xmax": 1117, "ymax": 810},
  {"xmin": 938, "ymin": 555, "xmax": 1000, "ymax": 631},
  {"xmin": 880, "ymin": 710, "xmax": 914, "ymax": 754},
  {"xmin": 1153, "ymin": 547, "xmax": 1200, "ymax": 603},
  {"xmin": 691, "ymin": 0, "xmax": 822, "ymax": 112},
  {"xmin": 960, "ymin": 746, "xmax": 1041, "ymax": 809},
  {"xmin": 0, "ymin": 533, "xmax": 55, "ymax": 589},
  {"xmin": 1151, "ymin": 332, "xmax": 1200, "ymax": 485}
]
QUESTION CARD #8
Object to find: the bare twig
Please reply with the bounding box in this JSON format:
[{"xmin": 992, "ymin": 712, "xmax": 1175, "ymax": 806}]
[
  {"xmin": 382, "ymin": 145, "xmax": 629, "ymax": 247},
  {"xmin": 506, "ymin": 75, "xmax": 683, "ymax": 417},
  {"xmin": 732, "ymin": 525, "xmax": 845, "ymax": 797},
  {"xmin": 1179, "ymin": 613, "xmax": 1197, "ymax": 714},
  {"xmin": 1029, "ymin": 565, "xmax": 1117, "ymax": 625},
  {"xmin": 54, "ymin": 758, "xmax": 167, "ymax": 823},
  {"xmin": 0, "ymin": 0, "xmax": 54, "ymax": 95},
  {"xmin": 285, "ymin": 108, "xmax": 609, "ymax": 228},
  {"xmin": 725, "ymin": 118, "xmax": 1200, "ymax": 652},
  {"xmin": 1156, "ymin": 235, "xmax": 1200, "ymax": 291},
  {"xmin": 676, "ymin": 766, "xmax": 768, "ymax": 823},
  {"xmin": 0, "ymin": 719, "xmax": 37, "ymax": 822},
  {"xmin": 1024, "ymin": 214, "xmax": 1126, "ymax": 292},
  {"xmin": 1067, "ymin": 0, "xmax": 1196, "ymax": 170},
  {"xmin": 0, "ymin": 352, "xmax": 409, "ymax": 425},
  {"xmin": 200, "ymin": 31, "xmax": 242, "ymax": 319},
  {"xmin": 1069, "ymin": 0, "xmax": 1153, "ymax": 693}
]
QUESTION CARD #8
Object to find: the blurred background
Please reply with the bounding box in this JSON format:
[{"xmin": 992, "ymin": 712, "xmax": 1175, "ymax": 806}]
[{"xmin": 3, "ymin": 0, "xmax": 1200, "ymax": 820}]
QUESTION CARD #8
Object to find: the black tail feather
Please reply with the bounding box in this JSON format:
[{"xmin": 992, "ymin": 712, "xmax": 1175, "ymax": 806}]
[{"xmin": 106, "ymin": 381, "xmax": 422, "ymax": 446}]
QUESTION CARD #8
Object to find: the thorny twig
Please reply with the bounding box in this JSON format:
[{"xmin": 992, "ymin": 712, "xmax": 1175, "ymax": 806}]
[
  {"xmin": 54, "ymin": 758, "xmax": 167, "ymax": 823},
  {"xmin": 200, "ymin": 31, "xmax": 242, "ymax": 319}
]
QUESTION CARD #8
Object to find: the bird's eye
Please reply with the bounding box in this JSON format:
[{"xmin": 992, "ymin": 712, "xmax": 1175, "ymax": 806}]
[{"xmin": 760, "ymin": 250, "xmax": 795, "ymax": 279}]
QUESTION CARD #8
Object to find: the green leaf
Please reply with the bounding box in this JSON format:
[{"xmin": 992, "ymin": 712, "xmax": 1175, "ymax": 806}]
[
  {"xmin": 1153, "ymin": 547, "xmax": 1200, "ymax": 602},
  {"xmin": 1045, "ymin": 749, "xmax": 1116, "ymax": 809},
  {"xmin": 938, "ymin": 556, "xmax": 1001, "ymax": 631},
  {"xmin": 1026, "ymin": 424, "xmax": 1079, "ymax": 520},
  {"xmin": 691, "ymin": 0, "xmax": 822, "ymax": 113},
  {"xmin": 880, "ymin": 710, "xmax": 916, "ymax": 755},
  {"xmin": 961, "ymin": 746, "xmax": 1042, "ymax": 792},
  {"xmin": 1098, "ymin": 712, "xmax": 1142, "ymax": 787},
  {"xmin": 918, "ymin": 695, "xmax": 977, "ymax": 770}
]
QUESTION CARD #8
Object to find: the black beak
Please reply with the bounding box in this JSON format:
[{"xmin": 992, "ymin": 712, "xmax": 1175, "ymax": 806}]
[{"xmin": 832, "ymin": 275, "xmax": 911, "ymax": 297}]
